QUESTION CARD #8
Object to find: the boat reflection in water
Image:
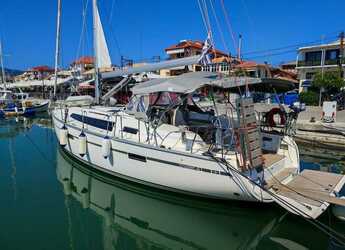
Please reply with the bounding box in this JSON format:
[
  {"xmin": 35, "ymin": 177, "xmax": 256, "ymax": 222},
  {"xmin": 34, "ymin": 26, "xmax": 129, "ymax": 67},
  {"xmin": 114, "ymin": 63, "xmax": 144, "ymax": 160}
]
[
  {"xmin": 0, "ymin": 114, "xmax": 52, "ymax": 138},
  {"xmin": 56, "ymin": 147, "xmax": 326, "ymax": 250}
]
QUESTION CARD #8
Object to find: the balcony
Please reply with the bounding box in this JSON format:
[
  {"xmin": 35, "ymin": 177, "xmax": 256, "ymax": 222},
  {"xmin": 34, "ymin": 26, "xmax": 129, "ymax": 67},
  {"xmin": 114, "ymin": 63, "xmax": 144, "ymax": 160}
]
[
  {"xmin": 324, "ymin": 59, "xmax": 345, "ymax": 65},
  {"xmin": 297, "ymin": 60, "xmax": 321, "ymax": 67}
]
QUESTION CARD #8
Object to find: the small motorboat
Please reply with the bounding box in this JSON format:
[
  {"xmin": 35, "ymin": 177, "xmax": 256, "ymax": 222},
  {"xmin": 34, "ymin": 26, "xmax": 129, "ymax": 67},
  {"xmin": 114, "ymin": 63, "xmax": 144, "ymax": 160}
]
[{"xmin": 0, "ymin": 90, "xmax": 50, "ymax": 118}]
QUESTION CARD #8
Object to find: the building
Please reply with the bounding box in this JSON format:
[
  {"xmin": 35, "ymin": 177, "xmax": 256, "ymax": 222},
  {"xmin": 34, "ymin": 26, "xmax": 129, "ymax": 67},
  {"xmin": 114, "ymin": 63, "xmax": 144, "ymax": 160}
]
[
  {"xmin": 202, "ymin": 56, "xmax": 234, "ymax": 74},
  {"xmin": 14, "ymin": 65, "xmax": 54, "ymax": 81},
  {"xmin": 280, "ymin": 61, "xmax": 297, "ymax": 74},
  {"xmin": 296, "ymin": 39, "xmax": 345, "ymax": 92},
  {"xmin": 161, "ymin": 40, "xmax": 228, "ymax": 76},
  {"xmin": 71, "ymin": 56, "xmax": 94, "ymax": 72},
  {"xmin": 233, "ymin": 61, "xmax": 272, "ymax": 78}
]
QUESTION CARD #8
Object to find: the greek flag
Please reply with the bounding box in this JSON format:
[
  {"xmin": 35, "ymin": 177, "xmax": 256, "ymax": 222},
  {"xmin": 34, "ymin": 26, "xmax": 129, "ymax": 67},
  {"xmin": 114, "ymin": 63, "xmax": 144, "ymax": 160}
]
[{"xmin": 198, "ymin": 33, "xmax": 213, "ymax": 66}]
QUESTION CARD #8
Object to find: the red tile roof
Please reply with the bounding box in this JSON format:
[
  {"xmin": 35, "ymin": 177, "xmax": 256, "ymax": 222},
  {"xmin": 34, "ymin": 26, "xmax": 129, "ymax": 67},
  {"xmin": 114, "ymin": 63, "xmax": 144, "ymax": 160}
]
[
  {"xmin": 212, "ymin": 56, "xmax": 233, "ymax": 63},
  {"xmin": 30, "ymin": 65, "xmax": 54, "ymax": 72},
  {"xmin": 165, "ymin": 40, "xmax": 204, "ymax": 51},
  {"xmin": 72, "ymin": 56, "xmax": 94, "ymax": 65},
  {"xmin": 235, "ymin": 61, "xmax": 259, "ymax": 69},
  {"xmin": 165, "ymin": 40, "xmax": 228, "ymax": 57}
]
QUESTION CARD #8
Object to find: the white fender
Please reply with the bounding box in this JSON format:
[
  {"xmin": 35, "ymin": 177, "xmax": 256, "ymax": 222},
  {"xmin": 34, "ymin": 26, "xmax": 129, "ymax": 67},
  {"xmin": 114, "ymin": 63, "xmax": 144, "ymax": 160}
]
[
  {"xmin": 14, "ymin": 106, "xmax": 18, "ymax": 113},
  {"xmin": 62, "ymin": 178, "xmax": 71, "ymax": 196},
  {"xmin": 78, "ymin": 133, "xmax": 87, "ymax": 156},
  {"xmin": 102, "ymin": 137, "xmax": 111, "ymax": 158},
  {"xmin": 332, "ymin": 197, "xmax": 345, "ymax": 221},
  {"xmin": 59, "ymin": 128, "xmax": 68, "ymax": 146},
  {"xmin": 105, "ymin": 207, "xmax": 114, "ymax": 227},
  {"xmin": 81, "ymin": 188, "xmax": 90, "ymax": 209}
]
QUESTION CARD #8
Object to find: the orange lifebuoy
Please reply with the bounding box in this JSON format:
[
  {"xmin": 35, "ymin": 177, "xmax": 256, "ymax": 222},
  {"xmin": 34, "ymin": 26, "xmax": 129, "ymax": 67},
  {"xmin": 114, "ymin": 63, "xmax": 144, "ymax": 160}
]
[{"xmin": 266, "ymin": 108, "xmax": 286, "ymax": 127}]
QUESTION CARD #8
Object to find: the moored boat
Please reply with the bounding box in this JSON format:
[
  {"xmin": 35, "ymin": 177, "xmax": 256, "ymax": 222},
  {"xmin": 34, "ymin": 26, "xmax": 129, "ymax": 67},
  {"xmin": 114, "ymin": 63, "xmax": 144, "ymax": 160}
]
[{"xmin": 52, "ymin": 0, "xmax": 345, "ymax": 222}]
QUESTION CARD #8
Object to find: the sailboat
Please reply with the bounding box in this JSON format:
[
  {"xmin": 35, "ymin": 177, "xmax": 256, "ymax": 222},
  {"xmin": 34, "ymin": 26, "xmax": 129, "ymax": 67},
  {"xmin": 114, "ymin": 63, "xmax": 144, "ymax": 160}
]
[{"xmin": 52, "ymin": 0, "xmax": 345, "ymax": 221}]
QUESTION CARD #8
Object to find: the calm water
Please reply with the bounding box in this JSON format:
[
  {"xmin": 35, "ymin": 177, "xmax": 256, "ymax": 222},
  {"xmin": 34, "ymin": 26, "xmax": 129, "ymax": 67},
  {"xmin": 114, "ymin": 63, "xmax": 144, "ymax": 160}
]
[{"xmin": 0, "ymin": 117, "xmax": 344, "ymax": 250}]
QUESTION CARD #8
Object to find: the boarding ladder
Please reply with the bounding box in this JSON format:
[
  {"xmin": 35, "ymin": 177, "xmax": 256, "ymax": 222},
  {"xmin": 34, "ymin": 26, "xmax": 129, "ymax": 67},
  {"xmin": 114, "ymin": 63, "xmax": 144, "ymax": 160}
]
[{"xmin": 235, "ymin": 97, "xmax": 263, "ymax": 171}]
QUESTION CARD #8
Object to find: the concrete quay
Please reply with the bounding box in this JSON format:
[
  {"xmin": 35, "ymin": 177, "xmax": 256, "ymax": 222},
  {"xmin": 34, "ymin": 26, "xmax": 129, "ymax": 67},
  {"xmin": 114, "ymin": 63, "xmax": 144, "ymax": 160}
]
[{"xmin": 292, "ymin": 106, "xmax": 345, "ymax": 149}]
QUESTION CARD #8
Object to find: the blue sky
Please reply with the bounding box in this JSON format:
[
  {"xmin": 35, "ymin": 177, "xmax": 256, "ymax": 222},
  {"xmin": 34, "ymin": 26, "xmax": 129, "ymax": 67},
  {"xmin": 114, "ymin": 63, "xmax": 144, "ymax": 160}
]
[{"xmin": 1, "ymin": 0, "xmax": 345, "ymax": 70}]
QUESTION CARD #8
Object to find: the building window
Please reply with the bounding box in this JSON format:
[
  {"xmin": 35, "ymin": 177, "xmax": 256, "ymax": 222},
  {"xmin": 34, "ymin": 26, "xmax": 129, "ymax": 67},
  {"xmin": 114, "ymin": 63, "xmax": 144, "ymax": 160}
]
[
  {"xmin": 325, "ymin": 49, "xmax": 340, "ymax": 65},
  {"xmin": 305, "ymin": 51, "xmax": 322, "ymax": 65},
  {"xmin": 326, "ymin": 49, "xmax": 339, "ymax": 60},
  {"xmin": 176, "ymin": 52, "xmax": 185, "ymax": 58}
]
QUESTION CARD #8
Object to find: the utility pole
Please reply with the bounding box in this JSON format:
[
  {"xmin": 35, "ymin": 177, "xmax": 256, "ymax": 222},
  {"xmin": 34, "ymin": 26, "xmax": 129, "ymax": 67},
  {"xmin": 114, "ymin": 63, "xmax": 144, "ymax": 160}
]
[
  {"xmin": 319, "ymin": 35, "xmax": 325, "ymax": 107},
  {"xmin": 339, "ymin": 31, "xmax": 344, "ymax": 78},
  {"xmin": 53, "ymin": 0, "xmax": 62, "ymax": 99}
]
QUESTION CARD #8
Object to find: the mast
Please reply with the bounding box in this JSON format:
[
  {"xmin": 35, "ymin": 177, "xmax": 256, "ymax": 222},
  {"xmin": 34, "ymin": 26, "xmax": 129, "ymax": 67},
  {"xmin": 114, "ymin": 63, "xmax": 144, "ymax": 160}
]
[
  {"xmin": 237, "ymin": 34, "xmax": 242, "ymax": 61},
  {"xmin": 53, "ymin": 0, "xmax": 62, "ymax": 99},
  {"xmin": 0, "ymin": 41, "xmax": 6, "ymax": 89},
  {"xmin": 92, "ymin": 0, "xmax": 100, "ymax": 104}
]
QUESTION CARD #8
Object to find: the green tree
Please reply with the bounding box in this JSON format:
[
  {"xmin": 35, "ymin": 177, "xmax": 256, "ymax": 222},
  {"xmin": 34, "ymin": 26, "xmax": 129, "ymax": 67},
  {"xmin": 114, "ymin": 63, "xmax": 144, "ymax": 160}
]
[
  {"xmin": 312, "ymin": 69, "xmax": 345, "ymax": 98},
  {"xmin": 299, "ymin": 91, "xmax": 319, "ymax": 105}
]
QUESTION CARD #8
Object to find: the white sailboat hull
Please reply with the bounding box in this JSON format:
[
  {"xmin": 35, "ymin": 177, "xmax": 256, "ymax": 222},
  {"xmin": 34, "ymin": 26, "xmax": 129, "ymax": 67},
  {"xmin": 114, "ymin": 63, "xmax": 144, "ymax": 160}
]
[{"xmin": 52, "ymin": 108, "xmax": 301, "ymax": 202}]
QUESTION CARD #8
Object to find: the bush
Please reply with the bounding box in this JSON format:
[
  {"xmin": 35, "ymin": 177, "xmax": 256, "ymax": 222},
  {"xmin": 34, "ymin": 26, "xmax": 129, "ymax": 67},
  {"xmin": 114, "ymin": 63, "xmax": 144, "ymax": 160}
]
[{"xmin": 300, "ymin": 91, "xmax": 319, "ymax": 106}]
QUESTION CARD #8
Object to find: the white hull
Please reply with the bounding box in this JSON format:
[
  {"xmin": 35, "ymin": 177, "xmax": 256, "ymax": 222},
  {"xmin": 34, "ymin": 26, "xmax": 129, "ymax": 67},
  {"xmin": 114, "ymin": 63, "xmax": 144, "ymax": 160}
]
[{"xmin": 52, "ymin": 108, "xmax": 298, "ymax": 202}]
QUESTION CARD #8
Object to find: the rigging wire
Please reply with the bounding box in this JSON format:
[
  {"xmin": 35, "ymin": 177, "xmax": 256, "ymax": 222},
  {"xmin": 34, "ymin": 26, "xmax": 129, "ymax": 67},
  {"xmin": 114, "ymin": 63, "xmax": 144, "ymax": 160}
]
[
  {"xmin": 197, "ymin": 0, "xmax": 211, "ymax": 34},
  {"xmin": 108, "ymin": 0, "xmax": 117, "ymax": 24},
  {"xmin": 201, "ymin": 0, "xmax": 212, "ymax": 35},
  {"xmin": 219, "ymin": 0, "xmax": 238, "ymax": 53},
  {"xmin": 208, "ymin": 0, "xmax": 230, "ymax": 54},
  {"xmin": 197, "ymin": 0, "xmax": 217, "ymax": 57},
  {"xmin": 76, "ymin": 0, "xmax": 90, "ymax": 61},
  {"xmin": 93, "ymin": 0, "xmax": 122, "ymax": 63}
]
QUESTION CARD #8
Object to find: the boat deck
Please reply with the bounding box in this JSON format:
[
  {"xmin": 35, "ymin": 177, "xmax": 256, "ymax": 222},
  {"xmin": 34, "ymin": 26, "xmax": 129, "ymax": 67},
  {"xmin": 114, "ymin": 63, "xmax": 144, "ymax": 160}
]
[
  {"xmin": 272, "ymin": 170, "xmax": 345, "ymax": 207},
  {"xmin": 262, "ymin": 153, "xmax": 285, "ymax": 167}
]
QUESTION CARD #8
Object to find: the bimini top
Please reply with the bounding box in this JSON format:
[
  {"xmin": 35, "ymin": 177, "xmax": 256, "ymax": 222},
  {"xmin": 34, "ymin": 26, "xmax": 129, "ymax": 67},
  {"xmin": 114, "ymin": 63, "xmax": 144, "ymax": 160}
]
[{"xmin": 131, "ymin": 71, "xmax": 296, "ymax": 95}]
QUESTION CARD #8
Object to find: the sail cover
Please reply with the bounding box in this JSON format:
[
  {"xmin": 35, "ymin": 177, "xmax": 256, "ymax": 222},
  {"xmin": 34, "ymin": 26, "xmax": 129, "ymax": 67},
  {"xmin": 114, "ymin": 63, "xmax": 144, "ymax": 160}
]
[{"xmin": 94, "ymin": 4, "xmax": 112, "ymax": 68}]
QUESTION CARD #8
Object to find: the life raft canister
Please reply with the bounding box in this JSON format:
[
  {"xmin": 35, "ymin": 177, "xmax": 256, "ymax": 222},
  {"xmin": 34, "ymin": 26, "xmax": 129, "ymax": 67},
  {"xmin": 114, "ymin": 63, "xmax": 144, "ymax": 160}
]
[{"xmin": 266, "ymin": 107, "xmax": 286, "ymax": 127}]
